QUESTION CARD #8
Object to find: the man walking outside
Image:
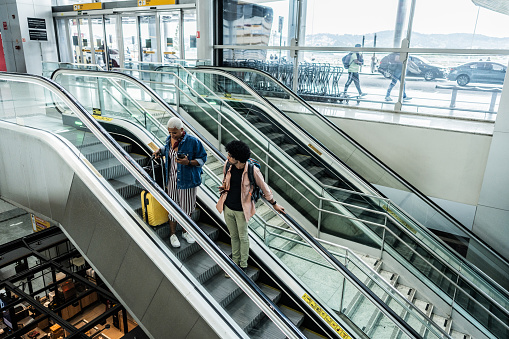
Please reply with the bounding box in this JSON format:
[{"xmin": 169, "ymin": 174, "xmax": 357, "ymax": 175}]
[
  {"xmin": 343, "ymin": 44, "xmax": 367, "ymax": 97},
  {"xmin": 385, "ymin": 52, "xmax": 420, "ymax": 101},
  {"xmin": 154, "ymin": 117, "xmax": 207, "ymax": 248},
  {"xmin": 216, "ymin": 140, "xmax": 285, "ymax": 275}
]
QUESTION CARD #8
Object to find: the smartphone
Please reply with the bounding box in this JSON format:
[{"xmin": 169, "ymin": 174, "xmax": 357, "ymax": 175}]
[{"xmin": 177, "ymin": 153, "xmax": 185, "ymax": 159}]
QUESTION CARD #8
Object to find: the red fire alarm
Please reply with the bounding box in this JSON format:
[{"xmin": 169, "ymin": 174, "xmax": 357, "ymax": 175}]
[
  {"xmin": 196, "ymin": 31, "xmax": 200, "ymax": 39},
  {"xmin": 2, "ymin": 22, "xmax": 7, "ymax": 30}
]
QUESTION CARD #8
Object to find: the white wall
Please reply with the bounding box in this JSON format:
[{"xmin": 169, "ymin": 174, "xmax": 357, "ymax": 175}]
[
  {"xmin": 287, "ymin": 112, "xmax": 492, "ymax": 231},
  {"xmin": 473, "ymin": 61, "xmax": 509, "ymax": 260},
  {"xmin": 0, "ymin": 0, "xmax": 57, "ymax": 74}
]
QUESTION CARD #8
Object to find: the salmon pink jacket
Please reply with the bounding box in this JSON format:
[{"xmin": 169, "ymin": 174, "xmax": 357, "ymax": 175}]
[{"xmin": 216, "ymin": 160, "xmax": 274, "ymax": 222}]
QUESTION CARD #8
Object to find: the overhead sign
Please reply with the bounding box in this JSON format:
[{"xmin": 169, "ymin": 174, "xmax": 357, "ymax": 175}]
[
  {"xmin": 138, "ymin": 0, "xmax": 175, "ymax": 7},
  {"xmin": 73, "ymin": 2, "xmax": 103, "ymax": 11}
]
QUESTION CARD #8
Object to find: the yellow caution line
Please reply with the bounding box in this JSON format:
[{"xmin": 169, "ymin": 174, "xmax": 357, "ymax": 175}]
[{"xmin": 302, "ymin": 293, "xmax": 352, "ymax": 339}]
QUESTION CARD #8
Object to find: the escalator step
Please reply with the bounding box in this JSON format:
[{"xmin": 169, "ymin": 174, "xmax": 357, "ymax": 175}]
[
  {"xmin": 308, "ymin": 166, "xmax": 325, "ymax": 178},
  {"xmin": 204, "ymin": 265, "xmax": 261, "ymax": 308},
  {"xmin": 280, "ymin": 143, "xmax": 299, "ymax": 154},
  {"xmin": 182, "ymin": 241, "xmax": 232, "ymax": 283},
  {"xmin": 108, "ymin": 175, "xmax": 143, "ymax": 199},
  {"xmin": 249, "ymin": 305, "xmax": 305, "ymax": 338},
  {"xmin": 226, "ymin": 283, "xmax": 282, "ymax": 334},
  {"xmin": 252, "ymin": 122, "xmax": 274, "ymax": 133},
  {"xmin": 244, "ymin": 114, "xmax": 261, "ymax": 123},
  {"xmin": 321, "ymin": 177, "xmax": 340, "ymax": 187},
  {"xmin": 265, "ymin": 132, "xmax": 286, "ymax": 145},
  {"xmin": 58, "ymin": 130, "xmax": 103, "ymax": 148},
  {"xmin": 292, "ymin": 154, "xmax": 311, "ymax": 166}
]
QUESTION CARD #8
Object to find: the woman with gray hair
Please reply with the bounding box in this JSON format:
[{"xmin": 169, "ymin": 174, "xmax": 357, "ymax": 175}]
[{"xmin": 154, "ymin": 117, "xmax": 207, "ymax": 247}]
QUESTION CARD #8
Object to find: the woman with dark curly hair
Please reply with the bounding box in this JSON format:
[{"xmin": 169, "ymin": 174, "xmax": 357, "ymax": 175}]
[{"xmin": 216, "ymin": 140, "xmax": 285, "ymax": 275}]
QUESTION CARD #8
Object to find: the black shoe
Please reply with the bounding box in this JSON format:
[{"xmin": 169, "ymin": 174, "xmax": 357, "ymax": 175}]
[{"xmin": 241, "ymin": 267, "xmax": 248, "ymax": 274}]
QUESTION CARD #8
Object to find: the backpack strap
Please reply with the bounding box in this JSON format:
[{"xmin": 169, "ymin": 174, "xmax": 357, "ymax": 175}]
[
  {"xmin": 223, "ymin": 161, "xmax": 231, "ymax": 181},
  {"xmin": 247, "ymin": 161, "xmax": 256, "ymax": 187}
]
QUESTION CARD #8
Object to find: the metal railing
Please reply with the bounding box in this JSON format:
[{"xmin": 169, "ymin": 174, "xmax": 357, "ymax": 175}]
[{"xmin": 51, "ymin": 67, "xmax": 509, "ymax": 337}]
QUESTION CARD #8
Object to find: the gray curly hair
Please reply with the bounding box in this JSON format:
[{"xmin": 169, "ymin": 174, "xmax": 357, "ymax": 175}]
[{"xmin": 167, "ymin": 117, "xmax": 183, "ymax": 129}]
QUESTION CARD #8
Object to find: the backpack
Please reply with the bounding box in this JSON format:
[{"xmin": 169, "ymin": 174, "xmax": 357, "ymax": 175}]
[
  {"xmin": 225, "ymin": 158, "xmax": 263, "ymax": 202},
  {"xmin": 342, "ymin": 53, "xmax": 353, "ymax": 68}
]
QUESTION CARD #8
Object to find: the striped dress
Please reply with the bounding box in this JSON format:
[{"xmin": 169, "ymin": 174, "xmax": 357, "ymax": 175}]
[{"xmin": 167, "ymin": 145, "xmax": 197, "ymax": 221}]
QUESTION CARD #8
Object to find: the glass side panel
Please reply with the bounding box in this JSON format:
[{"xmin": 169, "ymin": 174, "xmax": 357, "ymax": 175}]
[
  {"xmin": 47, "ymin": 73, "xmax": 458, "ymax": 338},
  {"xmin": 217, "ymin": 67, "xmax": 509, "ymax": 295},
  {"xmin": 0, "ymin": 75, "xmax": 294, "ymax": 339},
  {"xmin": 124, "ymin": 65, "xmax": 509, "ymax": 338}
]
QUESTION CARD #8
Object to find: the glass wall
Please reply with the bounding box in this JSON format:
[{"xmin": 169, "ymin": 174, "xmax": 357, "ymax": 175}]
[{"xmin": 221, "ymin": 0, "xmax": 509, "ymax": 116}]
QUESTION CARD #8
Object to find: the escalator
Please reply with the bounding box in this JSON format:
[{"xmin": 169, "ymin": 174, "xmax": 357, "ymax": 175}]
[
  {"xmin": 43, "ymin": 68, "xmax": 457, "ymax": 338},
  {"xmin": 0, "ymin": 72, "xmax": 433, "ymax": 338},
  {"xmin": 0, "ymin": 72, "xmax": 321, "ymax": 339},
  {"xmin": 85, "ymin": 64, "xmax": 509, "ymax": 339}
]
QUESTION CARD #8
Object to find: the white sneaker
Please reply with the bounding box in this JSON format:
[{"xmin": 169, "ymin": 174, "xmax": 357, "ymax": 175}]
[
  {"xmin": 170, "ymin": 234, "xmax": 180, "ymax": 248},
  {"xmin": 182, "ymin": 232, "xmax": 195, "ymax": 244}
]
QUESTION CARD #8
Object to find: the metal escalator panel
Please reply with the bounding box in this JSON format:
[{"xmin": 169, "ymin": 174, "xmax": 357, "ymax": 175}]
[
  {"xmin": 0, "ymin": 72, "xmax": 314, "ymax": 339},
  {"xmin": 126, "ymin": 64, "xmax": 509, "ymax": 339},
  {"xmin": 217, "ymin": 65, "xmax": 509, "ymax": 291},
  {"xmin": 46, "ymin": 68, "xmax": 446, "ymax": 338}
]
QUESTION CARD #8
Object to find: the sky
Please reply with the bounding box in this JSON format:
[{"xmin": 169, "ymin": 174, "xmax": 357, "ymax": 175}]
[{"xmin": 260, "ymin": 0, "xmax": 509, "ymax": 38}]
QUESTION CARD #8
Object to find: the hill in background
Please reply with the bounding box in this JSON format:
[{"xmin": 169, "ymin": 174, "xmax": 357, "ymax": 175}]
[{"xmin": 306, "ymin": 30, "xmax": 509, "ymax": 50}]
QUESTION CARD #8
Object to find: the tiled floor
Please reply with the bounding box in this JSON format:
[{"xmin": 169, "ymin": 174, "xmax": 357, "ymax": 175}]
[{"xmin": 0, "ymin": 199, "xmax": 33, "ymax": 246}]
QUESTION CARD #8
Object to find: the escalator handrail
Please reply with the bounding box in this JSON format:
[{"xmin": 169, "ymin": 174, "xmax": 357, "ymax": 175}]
[
  {"xmin": 113, "ymin": 66, "xmax": 391, "ymax": 213},
  {"xmin": 213, "ymin": 65, "xmax": 509, "ymax": 264},
  {"xmin": 1, "ymin": 72, "xmax": 308, "ymax": 339},
  {"xmin": 169, "ymin": 65, "xmax": 509, "ymax": 327},
  {"xmin": 111, "ymin": 65, "xmax": 509, "ymax": 325},
  {"xmin": 171, "ymin": 65, "xmax": 509, "ymax": 304},
  {"xmin": 47, "ymin": 68, "xmax": 430, "ymax": 339},
  {"xmin": 198, "ymin": 65, "xmax": 509, "ymax": 291}
]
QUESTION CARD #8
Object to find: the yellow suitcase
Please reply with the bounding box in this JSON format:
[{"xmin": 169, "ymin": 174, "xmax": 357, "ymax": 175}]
[{"xmin": 141, "ymin": 190, "xmax": 169, "ymax": 226}]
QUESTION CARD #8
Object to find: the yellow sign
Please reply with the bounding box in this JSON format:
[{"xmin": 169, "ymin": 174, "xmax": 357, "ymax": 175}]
[
  {"xmin": 302, "ymin": 293, "xmax": 352, "ymax": 339},
  {"xmin": 138, "ymin": 0, "xmax": 175, "ymax": 6},
  {"xmin": 143, "ymin": 50, "xmax": 155, "ymax": 54},
  {"xmin": 383, "ymin": 205, "xmax": 417, "ymax": 234},
  {"xmin": 31, "ymin": 214, "xmax": 51, "ymax": 232},
  {"xmin": 163, "ymin": 51, "xmax": 176, "ymax": 54},
  {"xmin": 93, "ymin": 115, "xmax": 113, "ymax": 122},
  {"xmin": 308, "ymin": 144, "xmax": 322, "ymax": 156},
  {"xmin": 92, "ymin": 108, "xmax": 101, "ymax": 116},
  {"xmin": 73, "ymin": 2, "xmax": 103, "ymax": 11}
]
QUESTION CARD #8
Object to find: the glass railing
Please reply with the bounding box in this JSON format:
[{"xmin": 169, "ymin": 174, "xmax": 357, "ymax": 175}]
[
  {"xmin": 42, "ymin": 61, "xmax": 103, "ymax": 78},
  {"xmin": 212, "ymin": 65, "xmax": 509, "ymax": 291},
  {"xmin": 109, "ymin": 64, "xmax": 509, "ymax": 338},
  {"xmin": 48, "ymin": 68, "xmax": 444, "ymax": 338},
  {"xmin": 0, "ymin": 71, "xmax": 307, "ymax": 339}
]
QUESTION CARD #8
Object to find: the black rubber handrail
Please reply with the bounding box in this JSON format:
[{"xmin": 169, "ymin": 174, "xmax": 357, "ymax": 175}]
[
  {"xmin": 3, "ymin": 71, "xmax": 307, "ymax": 339},
  {"xmin": 197, "ymin": 65, "xmax": 509, "ymax": 289},
  {"xmin": 48, "ymin": 68, "xmax": 426, "ymax": 338}
]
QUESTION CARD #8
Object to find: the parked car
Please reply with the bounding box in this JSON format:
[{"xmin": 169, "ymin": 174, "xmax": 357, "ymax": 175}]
[
  {"xmin": 447, "ymin": 61, "xmax": 506, "ymax": 86},
  {"xmin": 378, "ymin": 54, "xmax": 448, "ymax": 81}
]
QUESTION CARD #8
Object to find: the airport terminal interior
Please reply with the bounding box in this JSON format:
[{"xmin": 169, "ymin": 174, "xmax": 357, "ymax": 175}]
[{"xmin": 0, "ymin": 0, "xmax": 508, "ymax": 338}]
